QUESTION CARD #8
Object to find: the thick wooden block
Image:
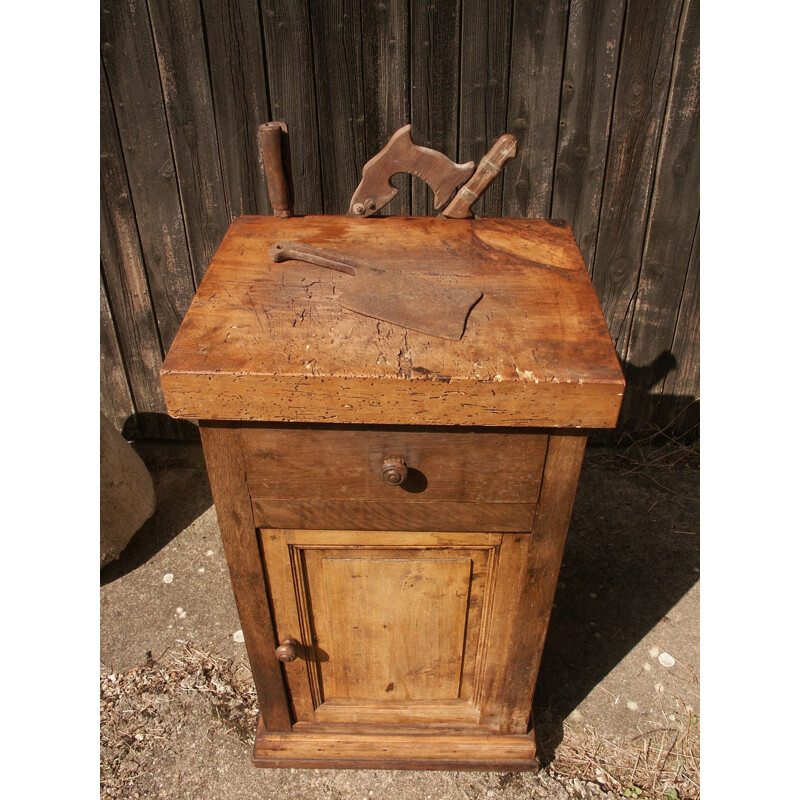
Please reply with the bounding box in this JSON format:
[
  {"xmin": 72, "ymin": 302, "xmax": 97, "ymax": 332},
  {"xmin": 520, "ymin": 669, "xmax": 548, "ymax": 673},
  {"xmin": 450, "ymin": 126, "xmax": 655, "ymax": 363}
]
[{"xmin": 161, "ymin": 216, "xmax": 624, "ymax": 428}]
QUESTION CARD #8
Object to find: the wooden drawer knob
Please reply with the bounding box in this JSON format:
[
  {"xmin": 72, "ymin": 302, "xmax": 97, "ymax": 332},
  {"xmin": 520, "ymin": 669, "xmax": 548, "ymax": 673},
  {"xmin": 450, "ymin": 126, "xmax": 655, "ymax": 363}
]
[
  {"xmin": 381, "ymin": 455, "xmax": 408, "ymax": 486},
  {"xmin": 275, "ymin": 637, "xmax": 301, "ymax": 663}
]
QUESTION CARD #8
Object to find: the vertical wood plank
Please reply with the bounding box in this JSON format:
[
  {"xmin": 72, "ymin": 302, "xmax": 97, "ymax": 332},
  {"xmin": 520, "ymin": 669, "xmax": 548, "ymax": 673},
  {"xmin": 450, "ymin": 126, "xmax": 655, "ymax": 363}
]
[
  {"xmin": 101, "ymin": 61, "xmax": 176, "ymax": 440},
  {"xmin": 308, "ymin": 0, "xmax": 366, "ymax": 214},
  {"xmin": 624, "ymin": 0, "xmax": 699, "ymax": 386},
  {"xmin": 260, "ymin": 0, "xmax": 324, "ymax": 215},
  {"xmin": 659, "ymin": 216, "xmax": 699, "ymax": 433},
  {"xmin": 199, "ymin": 423, "xmax": 293, "ymax": 732},
  {"xmin": 590, "ymin": 0, "xmax": 683, "ymax": 348},
  {"xmin": 100, "ymin": 0, "xmax": 196, "ymax": 351},
  {"xmin": 411, "ymin": 0, "xmax": 462, "ymax": 215},
  {"xmin": 458, "ymin": 0, "xmax": 513, "ymax": 218},
  {"xmin": 100, "ymin": 275, "xmax": 136, "ymax": 433},
  {"xmin": 202, "ymin": 0, "xmax": 271, "ymax": 219},
  {"xmin": 551, "ymin": 0, "xmax": 625, "ymax": 263},
  {"xmin": 500, "ymin": 432, "xmax": 587, "ymax": 733},
  {"xmin": 502, "ymin": 0, "xmax": 570, "ymax": 218},
  {"xmin": 361, "ymin": 0, "xmax": 411, "ymax": 216},
  {"xmin": 147, "ymin": 0, "xmax": 229, "ymax": 283}
]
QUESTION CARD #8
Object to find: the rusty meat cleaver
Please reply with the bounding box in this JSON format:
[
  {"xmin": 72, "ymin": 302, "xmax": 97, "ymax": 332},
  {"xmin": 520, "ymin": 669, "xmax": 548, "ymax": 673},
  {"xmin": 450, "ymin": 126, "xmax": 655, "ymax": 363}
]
[{"xmin": 269, "ymin": 241, "xmax": 482, "ymax": 341}]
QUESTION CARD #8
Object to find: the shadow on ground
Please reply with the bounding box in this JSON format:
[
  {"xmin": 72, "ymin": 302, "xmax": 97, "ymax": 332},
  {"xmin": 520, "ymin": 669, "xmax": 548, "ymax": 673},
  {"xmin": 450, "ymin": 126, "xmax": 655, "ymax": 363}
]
[
  {"xmin": 101, "ymin": 442, "xmax": 213, "ymax": 586},
  {"xmin": 532, "ymin": 447, "xmax": 699, "ymax": 763}
]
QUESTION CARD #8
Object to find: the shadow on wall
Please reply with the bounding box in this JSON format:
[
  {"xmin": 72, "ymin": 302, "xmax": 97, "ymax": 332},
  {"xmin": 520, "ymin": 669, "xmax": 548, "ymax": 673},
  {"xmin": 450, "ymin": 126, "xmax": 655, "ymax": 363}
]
[{"xmin": 613, "ymin": 350, "xmax": 699, "ymax": 441}]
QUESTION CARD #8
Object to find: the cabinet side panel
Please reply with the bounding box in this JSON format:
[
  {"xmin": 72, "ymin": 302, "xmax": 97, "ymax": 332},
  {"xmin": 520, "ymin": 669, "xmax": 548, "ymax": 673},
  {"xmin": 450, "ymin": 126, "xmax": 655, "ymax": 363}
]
[
  {"xmin": 199, "ymin": 422, "xmax": 292, "ymax": 731},
  {"xmin": 498, "ymin": 431, "xmax": 588, "ymax": 733}
]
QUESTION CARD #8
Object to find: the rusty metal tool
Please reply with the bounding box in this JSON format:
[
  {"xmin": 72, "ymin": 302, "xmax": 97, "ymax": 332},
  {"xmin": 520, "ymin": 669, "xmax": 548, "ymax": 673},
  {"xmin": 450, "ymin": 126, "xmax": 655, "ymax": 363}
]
[
  {"xmin": 441, "ymin": 134, "xmax": 517, "ymax": 218},
  {"xmin": 269, "ymin": 241, "xmax": 482, "ymax": 341},
  {"xmin": 347, "ymin": 124, "xmax": 475, "ymax": 217}
]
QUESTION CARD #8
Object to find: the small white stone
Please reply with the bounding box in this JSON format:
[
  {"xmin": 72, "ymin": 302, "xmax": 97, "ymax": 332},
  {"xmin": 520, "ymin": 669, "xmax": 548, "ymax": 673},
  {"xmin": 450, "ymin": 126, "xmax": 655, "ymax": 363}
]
[
  {"xmin": 658, "ymin": 652, "xmax": 676, "ymax": 668},
  {"xmin": 648, "ymin": 645, "xmax": 660, "ymax": 658},
  {"xmin": 626, "ymin": 700, "xmax": 639, "ymax": 711},
  {"xmin": 643, "ymin": 663, "xmax": 651, "ymax": 672},
  {"xmin": 206, "ymin": 550, "xmax": 214, "ymax": 557},
  {"xmin": 233, "ymin": 630, "xmax": 245, "ymax": 643},
  {"xmin": 135, "ymin": 733, "xmax": 144, "ymax": 741},
  {"xmin": 163, "ymin": 573, "xmax": 174, "ymax": 584},
  {"xmin": 198, "ymin": 567, "xmax": 205, "ymax": 574},
  {"xmin": 654, "ymin": 682, "xmax": 664, "ymax": 693}
]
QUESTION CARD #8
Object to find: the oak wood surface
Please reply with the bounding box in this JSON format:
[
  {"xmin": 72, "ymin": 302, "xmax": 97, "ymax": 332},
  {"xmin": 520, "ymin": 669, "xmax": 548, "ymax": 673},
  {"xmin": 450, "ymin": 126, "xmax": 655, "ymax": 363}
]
[
  {"xmin": 240, "ymin": 427, "xmax": 548, "ymax": 503},
  {"xmin": 198, "ymin": 423, "xmax": 291, "ymax": 732},
  {"xmin": 161, "ymin": 215, "xmax": 624, "ymax": 427},
  {"xmin": 261, "ymin": 529, "xmax": 502, "ymax": 728},
  {"xmin": 253, "ymin": 720, "xmax": 538, "ymax": 770}
]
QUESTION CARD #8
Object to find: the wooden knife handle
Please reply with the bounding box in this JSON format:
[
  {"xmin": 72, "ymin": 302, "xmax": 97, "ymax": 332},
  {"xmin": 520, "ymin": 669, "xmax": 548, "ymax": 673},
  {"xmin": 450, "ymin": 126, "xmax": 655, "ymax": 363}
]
[
  {"xmin": 268, "ymin": 241, "xmax": 359, "ymax": 276},
  {"xmin": 442, "ymin": 134, "xmax": 517, "ymax": 219},
  {"xmin": 259, "ymin": 121, "xmax": 293, "ymax": 218}
]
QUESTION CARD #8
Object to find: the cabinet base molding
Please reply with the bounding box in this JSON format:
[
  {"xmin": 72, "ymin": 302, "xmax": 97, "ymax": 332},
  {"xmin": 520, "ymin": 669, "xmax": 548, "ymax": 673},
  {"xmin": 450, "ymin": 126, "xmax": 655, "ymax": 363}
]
[{"xmin": 252, "ymin": 717, "xmax": 539, "ymax": 771}]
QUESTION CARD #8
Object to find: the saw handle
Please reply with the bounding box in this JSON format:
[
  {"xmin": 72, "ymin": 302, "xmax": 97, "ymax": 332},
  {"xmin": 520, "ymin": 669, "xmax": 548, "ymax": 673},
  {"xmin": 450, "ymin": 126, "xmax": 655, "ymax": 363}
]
[
  {"xmin": 347, "ymin": 124, "xmax": 475, "ymax": 217},
  {"xmin": 269, "ymin": 241, "xmax": 359, "ymax": 276},
  {"xmin": 442, "ymin": 134, "xmax": 517, "ymax": 218}
]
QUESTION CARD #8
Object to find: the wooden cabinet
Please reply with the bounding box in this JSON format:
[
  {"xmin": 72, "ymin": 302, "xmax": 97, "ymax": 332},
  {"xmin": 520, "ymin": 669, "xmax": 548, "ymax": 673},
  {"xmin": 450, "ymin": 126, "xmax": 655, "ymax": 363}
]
[{"xmin": 162, "ymin": 216, "xmax": 624, "ymax": 770}]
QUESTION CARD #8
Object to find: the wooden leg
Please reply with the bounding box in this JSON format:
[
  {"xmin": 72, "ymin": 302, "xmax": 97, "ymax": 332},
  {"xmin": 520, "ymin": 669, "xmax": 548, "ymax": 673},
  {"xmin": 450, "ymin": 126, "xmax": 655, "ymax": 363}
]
[{"xmin": 199, "ymin": 421, "xmax": 292, "ymax": 732}]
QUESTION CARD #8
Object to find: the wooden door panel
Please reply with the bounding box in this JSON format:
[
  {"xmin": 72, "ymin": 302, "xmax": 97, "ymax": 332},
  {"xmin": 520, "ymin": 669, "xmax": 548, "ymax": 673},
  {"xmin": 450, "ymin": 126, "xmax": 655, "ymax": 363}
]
[
  {"xmin": 261, "ymin": 530, "xmax": 505, "ymax": 727},
  {"xmin": 316, "ymin": 556, "xmax": 471, "ymax": 700}
]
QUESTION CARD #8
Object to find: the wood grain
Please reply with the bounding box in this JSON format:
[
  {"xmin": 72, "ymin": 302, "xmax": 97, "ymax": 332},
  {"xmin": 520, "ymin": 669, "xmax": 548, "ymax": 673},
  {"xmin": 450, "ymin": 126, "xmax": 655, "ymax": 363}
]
[
  {"xmin": 410, "ymin": 0, "xmax": 461, "ymax": 215},
  {"xmin": 198, "ymin": 423, "xmax": 291, "ymax": 732},
  {"xmin": 100, "ymin": 61, "xmax": 174, "ymax": 439},
  {"xmin": 502, "ymin": 0, "xmax": 570, "ymax": 218},
  {"xmin": 100, "ymin": 276, "xmax": 135, "ymax": 432},
  {"xmin": 494, "ymin": 431, "xmax": 588, "ymax": 733},
  {"xmin": 261, "ymin": 529, "xmax": 499, "ymax": 726},
  {"xmin": 308, "ymin": 0, "xmax": 366, "ymax": 215},
  {"xmin": 260, "ymin": 0, "xmax": 323, "ymax": 215},
  {"xmin": 458, "ymin": 0, "xmax": 513, "ymax": 218},
  {"xmin": 160, "ymin": 216, "xmax": 624, "ymax": 427},
  {"xmin": 551, "ymin": 0, "xmax": 625, "ymax": 264},
  {"xmin": 625, "ymin": 0, "xmax": 700, "ymax": 373},
  {"xmin": 202, "ymin": 0, "xmax": 270, "ymax": 218},
  {"xmin": 591, "ymin": 0, "xmax": 683, "ymax": 348},
  {"xmin": 100, "ymin": 0, "xmax": 196, "ymax": 350},
  {"xmin": 361, "ymin": 0, "xmax": 410, "ymax": 216},
  {"xmin": 252, "ymin": 721, "xmax": 538, "ymax": 770},
  {"xmin": 147, "ymin": 0, "xmax": 229, "ymax": 283},
  {"xmin": 240, "ymin": 426, "xmax": 547, "ymax": 503},
  {"xmin": 250, "ymin": 499, "xmax": 535, "ymax": 533}
]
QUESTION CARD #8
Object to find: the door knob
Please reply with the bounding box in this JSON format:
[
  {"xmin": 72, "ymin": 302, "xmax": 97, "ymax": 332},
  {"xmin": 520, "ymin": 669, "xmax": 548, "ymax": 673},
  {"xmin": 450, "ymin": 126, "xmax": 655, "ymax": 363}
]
[
  {"xmin": 275, "ymin": 637, "xmax": 301, "ymax": 663},
  {"xmin": 380, "ymin": 455, "xmax": 408, "ymax": 486}
]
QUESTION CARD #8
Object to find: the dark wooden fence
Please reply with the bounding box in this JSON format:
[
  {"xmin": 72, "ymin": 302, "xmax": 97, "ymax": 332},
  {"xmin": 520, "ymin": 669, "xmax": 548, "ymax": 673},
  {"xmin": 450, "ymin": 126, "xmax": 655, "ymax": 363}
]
[{"xmin": 101, "ymin": 0, "xmax": 699, "ymax": 441}]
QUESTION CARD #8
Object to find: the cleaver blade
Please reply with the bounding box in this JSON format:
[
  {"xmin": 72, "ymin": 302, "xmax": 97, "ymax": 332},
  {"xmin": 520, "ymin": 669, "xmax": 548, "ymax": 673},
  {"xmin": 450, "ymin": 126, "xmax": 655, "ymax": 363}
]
[{"xmin": 268, "ymin": 241, "xmax": 482, "ymax": 341}]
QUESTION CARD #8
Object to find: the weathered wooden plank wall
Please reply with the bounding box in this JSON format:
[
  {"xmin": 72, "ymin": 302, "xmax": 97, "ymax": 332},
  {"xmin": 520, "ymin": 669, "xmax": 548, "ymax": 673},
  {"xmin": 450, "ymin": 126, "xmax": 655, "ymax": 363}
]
[{"xmin": 100, "ymin": 0, "xmax": 699, "ymax": 440}]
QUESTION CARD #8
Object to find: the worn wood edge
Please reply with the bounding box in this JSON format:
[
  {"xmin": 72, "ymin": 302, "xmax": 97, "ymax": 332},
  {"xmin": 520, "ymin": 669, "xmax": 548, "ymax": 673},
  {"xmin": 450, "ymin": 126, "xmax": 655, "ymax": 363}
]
[
  {"xmin": 499, "ymin": 431, "xmax": 589, "ymax": 733},
  {"xmin": 198, "ymin": 423, "xmax": 292, "ymax": 731},
  {"xmin": 161, "ymin": 373, "xmax": 625, "ymax": 428},
  {"xmin": 250, "ymin": 499, "xmax": 535, "ymax": 533},
  {"xmin": 252, "ymin": 718, "xmax": 538, "ymax": 771}
]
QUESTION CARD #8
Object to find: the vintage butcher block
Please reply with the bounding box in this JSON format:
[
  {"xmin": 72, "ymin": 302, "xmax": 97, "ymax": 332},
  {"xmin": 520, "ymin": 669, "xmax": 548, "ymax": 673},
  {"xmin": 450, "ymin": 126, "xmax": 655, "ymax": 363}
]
[{"xmin": 160, "ymin": 214, "xmax": 625, "ymax": 770}]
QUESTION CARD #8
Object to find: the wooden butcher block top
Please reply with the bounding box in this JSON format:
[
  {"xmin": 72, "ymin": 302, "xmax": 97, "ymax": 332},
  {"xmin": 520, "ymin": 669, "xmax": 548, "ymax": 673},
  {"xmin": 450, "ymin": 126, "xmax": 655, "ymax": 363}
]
[{"xmin": 160, "ymin": 215, "xmax": 625, "ymax": 428}]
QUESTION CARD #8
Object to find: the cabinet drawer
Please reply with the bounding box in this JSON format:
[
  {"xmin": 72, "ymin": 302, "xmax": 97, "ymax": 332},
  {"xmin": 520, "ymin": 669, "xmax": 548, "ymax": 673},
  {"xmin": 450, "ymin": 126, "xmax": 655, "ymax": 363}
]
[{"xmin": 241, "ymin": 425, "xmax": 548, "ymax": 532}]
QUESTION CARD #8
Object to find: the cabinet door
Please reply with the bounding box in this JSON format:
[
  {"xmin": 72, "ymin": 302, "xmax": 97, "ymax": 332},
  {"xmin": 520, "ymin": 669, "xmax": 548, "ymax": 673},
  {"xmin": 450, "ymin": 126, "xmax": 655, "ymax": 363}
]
[{"xmin": 261, "ymin": 529, "xmax": 521, "ymax": 728}]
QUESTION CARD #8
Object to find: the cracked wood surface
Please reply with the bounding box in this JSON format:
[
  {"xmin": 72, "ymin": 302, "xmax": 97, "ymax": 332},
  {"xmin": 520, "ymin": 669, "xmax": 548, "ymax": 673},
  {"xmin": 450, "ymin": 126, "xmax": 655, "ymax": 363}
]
[{"xmin": 161, "ymin": 215, "xmax": 624, "ymax": 427}]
